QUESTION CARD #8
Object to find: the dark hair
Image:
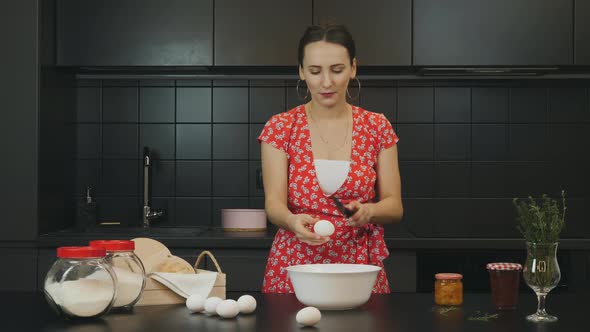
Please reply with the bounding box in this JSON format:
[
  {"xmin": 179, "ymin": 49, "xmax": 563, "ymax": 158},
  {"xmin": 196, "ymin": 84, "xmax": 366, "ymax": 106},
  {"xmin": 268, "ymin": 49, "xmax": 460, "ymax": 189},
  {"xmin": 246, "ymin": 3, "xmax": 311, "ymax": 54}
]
[{"xmin": 297, "ymin": 24, "xmax": 356, "ymax": 67}]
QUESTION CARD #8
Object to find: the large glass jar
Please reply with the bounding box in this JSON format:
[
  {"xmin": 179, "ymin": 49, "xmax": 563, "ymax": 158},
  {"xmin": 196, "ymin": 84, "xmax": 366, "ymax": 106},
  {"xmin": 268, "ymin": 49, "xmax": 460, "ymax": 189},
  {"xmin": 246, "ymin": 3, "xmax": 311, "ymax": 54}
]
[
  {"xmin": 44, "ymin": 246, "xmax": 117, "ymax": 319},
  {"xmin": 434, "ymin": 273, "xmax": 463, "ymax": 306},
  {"xmin": 89, "ymin": 240, "xmax": 146, "ymax": 310}
]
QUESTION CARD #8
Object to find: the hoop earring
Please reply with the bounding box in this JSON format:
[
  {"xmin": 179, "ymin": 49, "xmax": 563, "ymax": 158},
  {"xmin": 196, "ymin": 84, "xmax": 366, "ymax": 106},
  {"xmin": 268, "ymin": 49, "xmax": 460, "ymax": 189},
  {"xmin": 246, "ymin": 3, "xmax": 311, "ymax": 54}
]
[
  {"xmin": 296, "ymin": 79, "xmax": 309, "ymax": 100},
  {"xmin": 346, "ymin": 77, "xmax": 361, "ymax": 100}
]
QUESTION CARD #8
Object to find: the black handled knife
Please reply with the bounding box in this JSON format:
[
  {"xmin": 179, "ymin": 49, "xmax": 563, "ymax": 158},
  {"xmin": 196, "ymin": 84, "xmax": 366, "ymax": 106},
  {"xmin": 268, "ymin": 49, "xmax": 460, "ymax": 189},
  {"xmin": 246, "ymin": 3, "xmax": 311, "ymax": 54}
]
[{"xmin": 331, "ymin": 196, "xmax": 354, "ymax": 218}]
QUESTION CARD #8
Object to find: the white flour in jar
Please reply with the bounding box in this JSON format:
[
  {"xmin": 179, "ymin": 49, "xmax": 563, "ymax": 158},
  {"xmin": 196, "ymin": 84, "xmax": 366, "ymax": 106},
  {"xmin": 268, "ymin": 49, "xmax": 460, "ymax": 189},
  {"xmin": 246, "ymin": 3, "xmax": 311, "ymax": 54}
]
[
  {"xmin": 110, "ymin": 266, "xmax": 144, "ymax": 307},
  {"xmin": 45, "ymin": 277, "xmax": 114, "ymax": 317}
]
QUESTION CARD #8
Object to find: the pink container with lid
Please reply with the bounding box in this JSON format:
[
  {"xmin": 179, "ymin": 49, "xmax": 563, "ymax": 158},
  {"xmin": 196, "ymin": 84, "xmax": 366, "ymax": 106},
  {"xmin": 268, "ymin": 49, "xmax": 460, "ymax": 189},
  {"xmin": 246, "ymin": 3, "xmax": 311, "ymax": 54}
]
[{"xmin": 221, "ymin": 209, "xmax": 267, "ymax": 232}]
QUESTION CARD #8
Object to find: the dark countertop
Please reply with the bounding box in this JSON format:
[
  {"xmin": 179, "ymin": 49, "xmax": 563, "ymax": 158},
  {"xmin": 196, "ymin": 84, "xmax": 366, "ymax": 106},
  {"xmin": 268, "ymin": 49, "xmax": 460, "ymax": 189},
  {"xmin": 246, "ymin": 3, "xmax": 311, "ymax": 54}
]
[
  {"xmin": 2, "ymin": 292, "xmax": 586, "ymax": 331},
  {"xmin": 38, "ymin": 227, "xmax": 590, "ymax": 250}
]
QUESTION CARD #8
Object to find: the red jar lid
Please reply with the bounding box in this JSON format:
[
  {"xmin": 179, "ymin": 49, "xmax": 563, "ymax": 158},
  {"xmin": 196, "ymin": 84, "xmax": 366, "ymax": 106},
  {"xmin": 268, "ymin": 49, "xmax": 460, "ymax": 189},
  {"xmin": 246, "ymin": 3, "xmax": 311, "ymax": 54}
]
[
  {"xmin": 486, "ymin": 262, "xmax": 523, "ymax": 271},
  {"xmin": 435, "ymin": 273, "xmax": 463, "ymax": 280},
  {"xmin": 89, "ymin": 240, "xmax": 135, "ymax": 251},
  {"xmin": 57, "ymin": 246, "xmax": 106, "ymax": 258}
]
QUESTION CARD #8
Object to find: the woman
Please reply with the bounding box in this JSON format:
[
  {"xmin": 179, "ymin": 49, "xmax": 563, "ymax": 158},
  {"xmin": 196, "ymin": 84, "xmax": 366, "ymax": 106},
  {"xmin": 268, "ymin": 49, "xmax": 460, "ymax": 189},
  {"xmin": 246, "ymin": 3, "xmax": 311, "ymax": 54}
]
[{"xmin": 258, "ymin": 24, "xmax": 403, "ymax": 293}]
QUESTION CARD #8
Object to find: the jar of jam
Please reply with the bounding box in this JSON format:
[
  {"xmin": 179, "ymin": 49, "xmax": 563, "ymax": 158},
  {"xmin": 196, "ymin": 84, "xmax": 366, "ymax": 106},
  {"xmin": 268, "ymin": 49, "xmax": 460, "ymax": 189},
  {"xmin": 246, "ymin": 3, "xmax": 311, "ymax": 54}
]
[
  {"xmin": 434, "ymin": 273, "xmax": 463, "ymax": 305},
  {"xmin": 89, "ymin": 240, "xmax": 146, "ymax": 310},
  {"xmin": 487, "ymin": 262, "xmax": 522, "ymax": 310}
]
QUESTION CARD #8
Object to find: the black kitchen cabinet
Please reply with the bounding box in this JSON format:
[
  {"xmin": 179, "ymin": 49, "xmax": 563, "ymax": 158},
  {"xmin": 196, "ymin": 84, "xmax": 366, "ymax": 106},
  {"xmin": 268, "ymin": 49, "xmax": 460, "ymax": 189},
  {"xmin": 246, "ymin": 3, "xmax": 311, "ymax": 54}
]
[
  {"xmin": 207, "ymin": 249, "xmax": 268, "ymax": 292},
  {"xmin": 314, "ymin": 0, "xmax": 411, "ymax": 66},
  {"xmin": 215, "ymin": 0, "xmax": 312, "ymax": 66},
  {"xmin": 414, "ymin": 0, "xmax": 573, "ymax": 66},
  {"xmin": 575, "ymin": 0, "xmax": 590, "ymax": 64},
  {"xmin": 0, "ymin": 248, "xmax": 38, "ymax": 291},
  {"xmin": 0, "ymin": 0, "xmax": 39, "ymax": 241},
  {"xmin": 384, "ymin": 251, "xmax": 416, "ymax": 292},
  {"xmin": 57, "ymin": 0, "xmax": 213, "ymax": 66}
]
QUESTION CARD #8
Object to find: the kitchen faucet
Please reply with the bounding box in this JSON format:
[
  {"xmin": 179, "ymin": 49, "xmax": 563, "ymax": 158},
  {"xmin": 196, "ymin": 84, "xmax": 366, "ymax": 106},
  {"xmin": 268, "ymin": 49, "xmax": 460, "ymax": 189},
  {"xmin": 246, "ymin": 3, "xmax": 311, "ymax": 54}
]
[{"xmin": 143, "ymin": 147, "xmax": 163, "ymax": 228}]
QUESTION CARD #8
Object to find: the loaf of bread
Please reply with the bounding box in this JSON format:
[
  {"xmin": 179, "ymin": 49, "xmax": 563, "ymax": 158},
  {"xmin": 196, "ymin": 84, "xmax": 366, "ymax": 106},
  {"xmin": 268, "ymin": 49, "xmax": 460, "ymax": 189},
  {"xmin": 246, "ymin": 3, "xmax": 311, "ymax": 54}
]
[
  {"xmin": 153, "ymin": 255, "xmax": 195, "ymax": 274},
  {"xmin": 131, "ymin": 238, "xmax": 194, "ymax": 274}
]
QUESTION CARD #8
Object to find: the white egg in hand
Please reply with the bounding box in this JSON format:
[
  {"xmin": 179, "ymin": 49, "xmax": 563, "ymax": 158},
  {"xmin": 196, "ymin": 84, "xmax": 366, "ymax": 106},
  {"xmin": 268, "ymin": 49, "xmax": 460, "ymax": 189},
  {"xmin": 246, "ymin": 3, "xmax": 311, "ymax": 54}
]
[
  {"xmin": 237, "ymin": 294, "xmax": 257, "ymax": 314},
  {"xmin": 204, "ymin": 296, "xmax": 223, "ymax": 315},
  {"xmin": 186, "ymin": 294, "xmax": 206, "ymax": 313},
  {"xmin": 313, "ymin": 220, "xmax": 335, "ymax": 237},
  {"xmin": 216, "ymin": 299, "xmax": 240, "ymax": 318},
  {"xmin": 296, "ymin": 307, "xmax": 321, "ymax": 326}
]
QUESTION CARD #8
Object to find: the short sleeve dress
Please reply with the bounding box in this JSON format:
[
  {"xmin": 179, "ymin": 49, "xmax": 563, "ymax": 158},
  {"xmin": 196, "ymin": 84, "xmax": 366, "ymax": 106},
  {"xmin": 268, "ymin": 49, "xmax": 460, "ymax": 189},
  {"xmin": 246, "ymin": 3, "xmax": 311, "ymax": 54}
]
[{"xmin": 258, "ymin": 105, "xmax": 399, "ymax": 293}]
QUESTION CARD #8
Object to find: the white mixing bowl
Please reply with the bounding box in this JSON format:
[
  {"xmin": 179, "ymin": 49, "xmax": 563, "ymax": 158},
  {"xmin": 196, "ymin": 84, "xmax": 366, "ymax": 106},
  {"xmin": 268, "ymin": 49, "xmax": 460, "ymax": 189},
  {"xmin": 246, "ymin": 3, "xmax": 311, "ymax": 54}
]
[{"xmin": 285, "ymin": 264, "xmax": 381, "ymax": 310}]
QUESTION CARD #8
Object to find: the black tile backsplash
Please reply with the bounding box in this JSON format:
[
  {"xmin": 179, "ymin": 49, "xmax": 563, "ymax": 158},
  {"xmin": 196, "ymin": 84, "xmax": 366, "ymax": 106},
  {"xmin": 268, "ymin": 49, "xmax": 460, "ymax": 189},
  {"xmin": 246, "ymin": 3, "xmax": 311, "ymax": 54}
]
[
  {"xmin": 74, "ymin": 159, "xmax": 98, "ymax": 196},
  {"xmin": 175, "ymin": 161, "xmax": 212, "ymax": 196},
  {"xmin": 96, "ymin": 196, "xmax": 139, "ymax": 227},
  {"xmin": 359, "ymin": 87, "xmax": 396, "ymax": 122},
  {"xmin": 471, "ymin": 162, "xmax": 510, "ymax": 197},
  {"xmin": 212, "ymin": 161, "xmax": 249, "ymax": 196},
  {"xmin": 150, "ymin": 161, "xmax": 175, "ymax": 197},
  {"xmin": 434, "ymin": 124, "xmax": 471, "ymax": 160},
  {"xmin": 434, "ymin": 87, "xmax": 470, "ymax": 123},
  {"xmin": 139, "ymin": 124, "xmax": 175, "ymax": 159},
  {"xmin": 250, "ymin": 87, "xmax": 286, "ymax": 123},
  {"xmin": 69, "ymin": 78, "xmax": 590, "ymax": 238},
  {"xmin": 139, "ymin": 87, "xmax": 174, "ymax": 123},
  {"xmin": 102, "ymin": 87, "xmax": 138, "ymax": 122},
  {"xmin": 176, "ymin": 87, "xmax": 212, "ymax": 122},
  {"xmin": 398, "ymin": 87, "xmax": 434, "ymax": 123},
  {"xmin": 76, "ymin": 87, "xmax": 100, "ymax": 122},
  {"xmin": 434, "ymin": 162, "xmax": 470, "ymax": 197},
  {"xmin": 472, "ymin": 87, "xmax": 509, "ymax": 123},
  {"xmin": 176, "ymin": 124, "xmax": 211, "ymax": 159},
  {"xmin": 76, "ymin": 124, "xmax": 100, "ymax": 159},
  {"xmin": 509, "ymin": 88, "xmax": 547, "ymax": 123},
  {"xmin": 249, "ymin": 123, "xmax": 264, "ymax": 160},
  {"xmin": 396, "ymin": 124, "xmax": 434, "ymax": 160},
  {"xmin": 100, "ymin": 159, "xmax": 138, "ymax": 196},
  {"xmin": 549, "ymin": 124, "xmax": 590, "ymax": 161},
  {"xmin": 399, "ymin": 162, "xmax": 434, "ymax": 197},
  {"xmin": 509, "ymin": 124, "xmax": 547, "ymax": 161},
  {"xmin": 213, "ymin": 87, "xmax": 249, "ymax": 122},
  {"xmin": 549, "ymin": 88, "xmax": 586, "ymax": 123},
  {"xmin": 249, "ymin": 161, "xmax": 264, "ymax": 197},
  {"xmin": 176, "ymin": 198, "xmax": 211, "ymax": 226},
  {"xmin": 471, "ymin": 124, "xmax": 508, "ymax": 161},
  {"xmin": 213, "ymin": 124, "xmax": 249, "ymax": 159},
  {"xmin": 102, "ymin": 124, "xmax": 138, "ymax": 159}
]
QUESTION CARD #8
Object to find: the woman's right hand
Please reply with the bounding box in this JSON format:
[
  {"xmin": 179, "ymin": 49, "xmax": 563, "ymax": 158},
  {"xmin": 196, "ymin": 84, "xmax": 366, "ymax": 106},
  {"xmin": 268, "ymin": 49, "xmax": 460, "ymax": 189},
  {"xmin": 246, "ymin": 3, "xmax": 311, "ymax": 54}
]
[{"xmin": 286, "ymin": 214, "xmax": 330, "ymax": 246}]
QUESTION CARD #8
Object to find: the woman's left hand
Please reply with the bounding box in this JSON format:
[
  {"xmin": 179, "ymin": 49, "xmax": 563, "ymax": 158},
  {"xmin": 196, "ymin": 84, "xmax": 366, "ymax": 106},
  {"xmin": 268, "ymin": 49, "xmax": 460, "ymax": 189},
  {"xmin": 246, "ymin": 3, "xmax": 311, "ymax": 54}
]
[{"xmin": 345, "ymin": 201, "xmax": 374, "ymax": 227}]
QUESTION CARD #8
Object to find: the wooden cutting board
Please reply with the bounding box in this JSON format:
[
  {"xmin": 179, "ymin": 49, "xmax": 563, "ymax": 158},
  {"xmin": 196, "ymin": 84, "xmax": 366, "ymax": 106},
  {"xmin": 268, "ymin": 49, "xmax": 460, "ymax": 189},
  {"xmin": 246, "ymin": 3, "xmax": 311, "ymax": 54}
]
[{"xmin": 131, "ymin": 238, "xmax": 194, "ymax": 274}]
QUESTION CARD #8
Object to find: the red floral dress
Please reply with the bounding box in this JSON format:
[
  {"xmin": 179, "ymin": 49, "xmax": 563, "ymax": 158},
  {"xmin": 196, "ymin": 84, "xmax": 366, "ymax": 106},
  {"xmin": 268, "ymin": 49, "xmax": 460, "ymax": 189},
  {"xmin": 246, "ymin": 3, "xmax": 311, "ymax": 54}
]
[{"xmin": 258, "ymin": 105, "xmax": 399, "ymax": 293}]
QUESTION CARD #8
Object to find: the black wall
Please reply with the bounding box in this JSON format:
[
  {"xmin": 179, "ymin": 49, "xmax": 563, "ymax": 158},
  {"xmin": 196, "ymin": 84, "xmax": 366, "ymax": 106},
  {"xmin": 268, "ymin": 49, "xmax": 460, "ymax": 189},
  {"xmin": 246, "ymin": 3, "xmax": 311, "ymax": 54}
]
[
  {"xmin": 70, "ymin": 78, "xmax": 589, "ymax": 238},
  {"xmin": 0, "ymin": 0, "xmax": 39, "ymax": 241}
]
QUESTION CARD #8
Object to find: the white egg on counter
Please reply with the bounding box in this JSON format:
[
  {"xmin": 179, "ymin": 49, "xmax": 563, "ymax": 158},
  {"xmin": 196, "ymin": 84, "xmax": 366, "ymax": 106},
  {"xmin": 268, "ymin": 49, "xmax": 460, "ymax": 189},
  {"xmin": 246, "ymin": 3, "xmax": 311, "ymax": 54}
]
[
  {"xmin": 204, "ymin": 296, "xmax": 223, "ymax": 315},
  {"xmin": 216, "ymin": 299, "xmax": 240, "ymax": 318},
  {"xmin": 237, "ymin": 294, "xmax": 257, "ymax": 314},
  {"xmin": 186, "ymin": 294, "xmax": 206, "ymax": 313},
  {"xmin": 296, "ymin": 306, "xmax": 321, "ymax": 326},
  {"xmin": 313, "ymin": 220, "xmax": 335, "ymax": 237}
]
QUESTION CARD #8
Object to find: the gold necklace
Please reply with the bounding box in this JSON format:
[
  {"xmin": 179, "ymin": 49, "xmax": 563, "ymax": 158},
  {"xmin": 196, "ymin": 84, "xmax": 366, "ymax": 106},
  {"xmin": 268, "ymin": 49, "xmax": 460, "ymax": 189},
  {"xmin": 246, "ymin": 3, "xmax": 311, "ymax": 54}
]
[{"xmin": 307, "ymin": 104, "xmax": 350, "ymax": 152}]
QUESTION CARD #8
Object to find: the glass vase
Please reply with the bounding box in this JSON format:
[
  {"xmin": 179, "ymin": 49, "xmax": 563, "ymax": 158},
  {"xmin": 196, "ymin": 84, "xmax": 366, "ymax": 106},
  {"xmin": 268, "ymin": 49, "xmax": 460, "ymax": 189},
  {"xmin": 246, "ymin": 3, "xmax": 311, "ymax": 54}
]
[{"xmin": 522, "ymin": 242, "xmax": 560, "ymax": 322}]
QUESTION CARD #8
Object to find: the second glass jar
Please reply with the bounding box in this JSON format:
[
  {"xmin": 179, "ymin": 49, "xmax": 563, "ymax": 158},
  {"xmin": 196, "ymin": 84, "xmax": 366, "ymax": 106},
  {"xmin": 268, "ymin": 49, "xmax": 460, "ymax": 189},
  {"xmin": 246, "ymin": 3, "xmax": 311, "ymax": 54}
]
[{"xmin": 89, "ymin": 240, "xmax": 146, "ymax": 310}]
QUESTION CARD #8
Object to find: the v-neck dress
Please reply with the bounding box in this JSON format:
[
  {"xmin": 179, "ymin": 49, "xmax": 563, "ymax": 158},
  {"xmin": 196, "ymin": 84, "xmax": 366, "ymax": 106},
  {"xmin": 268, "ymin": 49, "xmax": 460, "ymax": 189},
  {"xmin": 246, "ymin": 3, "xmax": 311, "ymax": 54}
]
[{"xmin": 257, "ymin": 105, "xmax": 399, "ymax": 293}]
